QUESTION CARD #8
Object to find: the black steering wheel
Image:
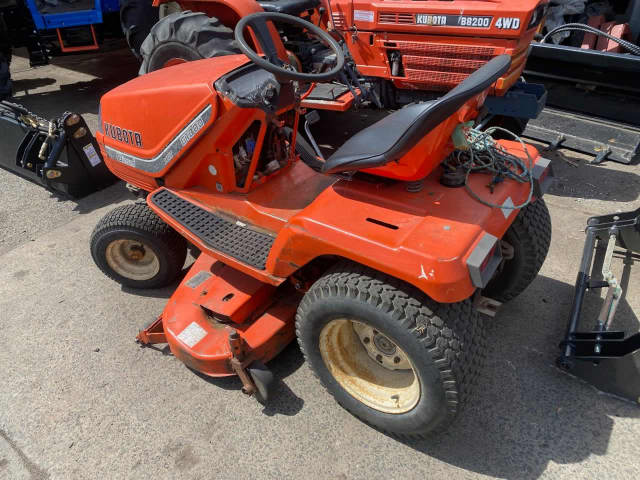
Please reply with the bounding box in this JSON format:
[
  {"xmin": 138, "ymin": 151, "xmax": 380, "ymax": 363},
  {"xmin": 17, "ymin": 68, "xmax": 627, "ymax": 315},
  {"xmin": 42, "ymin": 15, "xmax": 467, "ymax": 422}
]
[{"xmin": 234, "ymin": 12, "xmax": 345, "ymax": 82}]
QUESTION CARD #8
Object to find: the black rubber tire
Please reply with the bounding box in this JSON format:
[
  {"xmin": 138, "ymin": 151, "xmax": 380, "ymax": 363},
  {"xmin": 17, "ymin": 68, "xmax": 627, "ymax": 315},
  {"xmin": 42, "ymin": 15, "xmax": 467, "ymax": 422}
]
[
  {"xmin": 120, "ymin": 0, "xmax": 159, "ymax": 59},
  {"xmin": 139, "ymin": 11, "xmax": 239, "ymax": 75},
  {"xmin": 0, "ymin": 53, "xmax": 11, "ymax": 102},
  {"xmin": 296, "ymin": 261, "xmax": 485, "ymax": 439},
  {"xmin": 90, "ymin": 202, "xmax": 187, "ymax": 289},
  {"xmin": 483, "ymin": 198, "xmax": 552, "ymax": 302}
]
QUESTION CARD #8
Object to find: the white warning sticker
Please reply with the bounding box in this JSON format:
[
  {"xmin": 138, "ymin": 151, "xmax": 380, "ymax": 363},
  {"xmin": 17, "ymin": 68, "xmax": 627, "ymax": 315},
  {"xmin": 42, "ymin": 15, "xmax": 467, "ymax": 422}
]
[
  {"xmin": 501, "ymin": 196, "xmax": 515, "ymax": 219},
  {"xmin": 354, "ymin": 10, "xmax": 374, "ymax": 22},
  {"xmin": 176, "ymin": 322, "xmax": 207, "ymax": 348},
  {"xmin": 83, "ymin": 144, "xmax": 102, "ymax": 167}
]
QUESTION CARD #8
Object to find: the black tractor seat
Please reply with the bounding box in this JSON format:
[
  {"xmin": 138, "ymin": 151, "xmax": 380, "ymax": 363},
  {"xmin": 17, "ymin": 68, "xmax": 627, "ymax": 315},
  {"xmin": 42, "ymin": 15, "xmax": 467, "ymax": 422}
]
[
  {"xmin": 258, "ymin": 0, "xmax": 319, "ymax": 15},
  {"xmin": 322, "ymin": 55, "xmax": 512, "ymax": 175}
]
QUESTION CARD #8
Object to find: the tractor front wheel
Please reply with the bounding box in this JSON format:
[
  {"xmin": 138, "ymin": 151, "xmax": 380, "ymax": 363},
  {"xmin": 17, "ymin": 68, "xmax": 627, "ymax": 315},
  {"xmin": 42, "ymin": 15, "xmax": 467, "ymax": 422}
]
[
  {"xmin": 138, "ymin": 11, "xmax": 239, "ymax": 75},
  {"xmin": 296, "ymin": 261, "xmax": 485, "ymax": 439},
  {"xmin": 90, "ymin": 202, "xmax": 187, "ymax": 289}
]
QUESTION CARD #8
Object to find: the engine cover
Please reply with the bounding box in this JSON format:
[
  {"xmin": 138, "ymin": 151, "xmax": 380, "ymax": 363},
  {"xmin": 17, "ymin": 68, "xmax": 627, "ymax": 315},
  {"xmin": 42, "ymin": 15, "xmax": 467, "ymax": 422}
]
[{"xmin": 97, "ymin": 55, "xmax": 249, "ymax": 177}]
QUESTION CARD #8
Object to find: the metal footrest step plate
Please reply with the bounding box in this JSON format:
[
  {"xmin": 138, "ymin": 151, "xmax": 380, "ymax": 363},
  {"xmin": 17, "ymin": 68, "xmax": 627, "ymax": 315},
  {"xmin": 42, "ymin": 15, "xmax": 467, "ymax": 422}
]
[{"xmin": 150, "ymin": 189, "xmax": 275, "ymax": 269}]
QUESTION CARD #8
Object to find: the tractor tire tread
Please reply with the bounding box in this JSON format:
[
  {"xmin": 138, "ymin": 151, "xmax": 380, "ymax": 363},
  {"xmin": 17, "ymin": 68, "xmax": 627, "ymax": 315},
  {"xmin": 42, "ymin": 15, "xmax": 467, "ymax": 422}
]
[
  {"xmin": 296, "ymin": 260, "xmax": 485, "ymax": 440},
  {"xmin": 484, "ymin": 198, "xmax": 551, "ymax": 302},
  {"xmin": 90, "ymin": 202, "xmax": 187, "ymax": 288},
  {"xmin": 120, "ymin": 0, "xmax": 160, "ymax": 59},
  {"xmin": 139, "ymin": 11, "xmax": 239, "ymax": 75}
]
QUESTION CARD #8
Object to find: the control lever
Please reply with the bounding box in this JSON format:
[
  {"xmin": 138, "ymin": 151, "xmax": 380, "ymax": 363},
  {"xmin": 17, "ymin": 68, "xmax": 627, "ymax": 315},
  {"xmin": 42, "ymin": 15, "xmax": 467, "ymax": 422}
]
[{"xmin": 304, "ymin": 110, "xmax": 325, "ymax": 160}]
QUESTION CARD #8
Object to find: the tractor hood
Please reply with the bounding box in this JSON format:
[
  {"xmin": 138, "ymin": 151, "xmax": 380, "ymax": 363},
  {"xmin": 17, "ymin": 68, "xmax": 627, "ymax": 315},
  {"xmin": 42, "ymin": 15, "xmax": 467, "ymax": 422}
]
[{"xmin": 97, "ymin": 55, "xmax": 249, "ymax": 174}]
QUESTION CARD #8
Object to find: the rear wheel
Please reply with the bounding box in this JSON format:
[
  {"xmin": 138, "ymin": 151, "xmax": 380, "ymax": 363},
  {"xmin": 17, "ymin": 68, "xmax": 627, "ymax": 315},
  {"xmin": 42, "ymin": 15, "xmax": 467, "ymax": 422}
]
[
  {"xmin": 483, "ymin": 199, "xmax": 552, "ymax": 302},
  {"xmin": 139, "ymin": 11, "xmax": 239, "ymax": 75},
  {"xmin": 90, "ymin": 203, "xmax": 187, "ymax": 289},
  {"xmin": 120, "ymin": 0, "xmax": 159, "ymax": 59},
  {"xmin": 296, "ymin": 261, "xmax": 485, "ymax": 439}
]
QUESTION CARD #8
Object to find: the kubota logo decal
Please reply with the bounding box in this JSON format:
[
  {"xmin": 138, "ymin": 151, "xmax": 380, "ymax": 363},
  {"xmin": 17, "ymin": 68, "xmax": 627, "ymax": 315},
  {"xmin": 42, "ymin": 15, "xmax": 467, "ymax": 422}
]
[{"xmin": 103, "ymin": 122, "xmax": 143, "ymax": 148}]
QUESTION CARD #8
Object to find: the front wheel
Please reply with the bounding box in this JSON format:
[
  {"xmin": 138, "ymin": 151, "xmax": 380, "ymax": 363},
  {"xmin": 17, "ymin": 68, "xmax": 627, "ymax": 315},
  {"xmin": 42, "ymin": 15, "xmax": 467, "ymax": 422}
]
[
  {"xmin": 296, "ymin": 261, "xmax": 485, "ymax": 439},
  {"xmin": 90, "ymin": 202, "xmax": 187, "ymax": 289}
]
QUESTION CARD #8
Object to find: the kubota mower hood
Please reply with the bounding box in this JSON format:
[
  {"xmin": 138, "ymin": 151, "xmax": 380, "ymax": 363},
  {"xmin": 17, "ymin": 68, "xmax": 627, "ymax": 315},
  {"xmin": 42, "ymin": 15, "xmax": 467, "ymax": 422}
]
[{"xmin": 97, "ymin": 55, "xmax": 249, "ymax": 175}]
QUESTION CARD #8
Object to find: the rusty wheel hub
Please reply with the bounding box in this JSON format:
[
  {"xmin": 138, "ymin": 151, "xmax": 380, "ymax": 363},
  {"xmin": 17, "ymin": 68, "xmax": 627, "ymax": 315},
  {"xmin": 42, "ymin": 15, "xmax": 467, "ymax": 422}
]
[{"xmin": 319, "ymin": 318, "xmax": 420, "ymax": 414}]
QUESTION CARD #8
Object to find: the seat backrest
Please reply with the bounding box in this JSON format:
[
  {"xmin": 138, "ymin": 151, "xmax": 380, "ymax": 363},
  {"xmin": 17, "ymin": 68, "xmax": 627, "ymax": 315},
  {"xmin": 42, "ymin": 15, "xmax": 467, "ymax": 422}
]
[
  {"xmin": 379, "ymin": 54, "xmax": 512, "ymax": 165},
  {"xmin": 321, "ymin": 55, "xmax": 513, "ymax": 176}
]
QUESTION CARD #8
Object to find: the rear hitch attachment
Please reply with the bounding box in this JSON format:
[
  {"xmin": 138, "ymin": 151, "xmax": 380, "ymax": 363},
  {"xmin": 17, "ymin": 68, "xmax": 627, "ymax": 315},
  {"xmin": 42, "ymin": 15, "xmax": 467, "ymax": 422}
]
[{"xmin": 558, "ymin": 208, "xmax": 640, "ymax": 402}]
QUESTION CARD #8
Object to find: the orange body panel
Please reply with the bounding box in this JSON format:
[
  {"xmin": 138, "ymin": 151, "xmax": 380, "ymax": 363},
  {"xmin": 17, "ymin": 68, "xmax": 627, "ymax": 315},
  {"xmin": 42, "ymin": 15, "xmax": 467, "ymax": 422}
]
[{"xmin": 147, "ymin": 140, "xmax": 543, "ymax": 303}]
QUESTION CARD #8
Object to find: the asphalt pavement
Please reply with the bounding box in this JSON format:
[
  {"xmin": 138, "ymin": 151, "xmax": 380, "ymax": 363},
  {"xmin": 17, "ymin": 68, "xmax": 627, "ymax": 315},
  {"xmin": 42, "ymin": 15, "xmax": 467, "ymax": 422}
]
[{"xmin": 1, "ymin": 42, "xmax": 640, "ymax": 480}]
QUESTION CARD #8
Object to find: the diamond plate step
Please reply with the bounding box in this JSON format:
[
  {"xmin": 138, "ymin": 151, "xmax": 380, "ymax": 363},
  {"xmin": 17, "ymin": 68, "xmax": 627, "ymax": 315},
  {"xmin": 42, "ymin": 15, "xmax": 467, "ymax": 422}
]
[{"xmin": 150, "ymin": 189, "xmax": 275, "ymax": 269}]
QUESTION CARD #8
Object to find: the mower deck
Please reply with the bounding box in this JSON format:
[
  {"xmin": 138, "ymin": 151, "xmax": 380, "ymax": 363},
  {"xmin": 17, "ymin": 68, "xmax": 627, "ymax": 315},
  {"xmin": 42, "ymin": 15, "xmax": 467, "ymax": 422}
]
[{"xmin": 138, "ymin": 253, "xmax": 298, "ymax": 377}]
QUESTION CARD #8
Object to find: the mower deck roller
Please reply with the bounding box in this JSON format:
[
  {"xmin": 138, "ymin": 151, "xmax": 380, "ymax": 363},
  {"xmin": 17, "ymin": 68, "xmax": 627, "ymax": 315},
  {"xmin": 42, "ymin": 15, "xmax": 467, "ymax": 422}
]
[{"xmin": 94, "ymin": 13, "xmax": 554, "ymax": 438}]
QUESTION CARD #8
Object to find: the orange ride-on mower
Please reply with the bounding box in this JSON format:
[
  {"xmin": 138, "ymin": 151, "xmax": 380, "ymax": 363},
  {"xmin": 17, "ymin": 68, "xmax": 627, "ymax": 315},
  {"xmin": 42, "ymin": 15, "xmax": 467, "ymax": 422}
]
[{"xmin": 90, "ymin": 12, "xmax": 553, "ymax": 437}]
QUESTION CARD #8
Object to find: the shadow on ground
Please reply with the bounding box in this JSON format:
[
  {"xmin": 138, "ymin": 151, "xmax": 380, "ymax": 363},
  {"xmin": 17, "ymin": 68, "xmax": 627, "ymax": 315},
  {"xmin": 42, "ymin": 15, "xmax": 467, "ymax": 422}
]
[
  {"xmin": 189, "ymin": 342, "xmax": 306, "ymax": 417},
  {"xmin": 400, "ymin": 274, "xmax": 640, "ymax": 479}
]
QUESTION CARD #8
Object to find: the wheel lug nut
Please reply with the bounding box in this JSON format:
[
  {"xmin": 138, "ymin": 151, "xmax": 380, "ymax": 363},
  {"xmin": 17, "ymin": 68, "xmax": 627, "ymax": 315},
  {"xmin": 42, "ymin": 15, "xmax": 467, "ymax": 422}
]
[
  {"xmin": 376, "ymin": 354, "xmax": 383, "ymax": 363},
  {"xmin": 393, "ymin": 356, "xmax": 401, "ymax": 364},
  {"xmin": 363, "ymin": 337, "xmax": 370, "ymax": 344}
]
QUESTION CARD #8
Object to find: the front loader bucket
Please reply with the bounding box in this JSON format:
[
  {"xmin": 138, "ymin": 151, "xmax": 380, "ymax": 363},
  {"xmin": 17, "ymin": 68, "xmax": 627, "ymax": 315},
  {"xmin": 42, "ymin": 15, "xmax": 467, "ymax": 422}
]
[
  {"xmin": 0, "ymin": 100, "xmax": 116, "ymax": 198},
  {"xmin": 558, "ymin": 207, "xmax": 640, "ymax": 403},
  {"xmin": 560, "ymin": 332, "xmax": 640, "ymax": 402}
]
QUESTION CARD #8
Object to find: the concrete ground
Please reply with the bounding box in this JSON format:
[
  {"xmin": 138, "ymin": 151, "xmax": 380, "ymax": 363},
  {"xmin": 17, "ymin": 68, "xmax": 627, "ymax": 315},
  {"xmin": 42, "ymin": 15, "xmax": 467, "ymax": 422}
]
[{"xmin": 1, "ymin": 43, "xmax": 640, "ymax": 480}]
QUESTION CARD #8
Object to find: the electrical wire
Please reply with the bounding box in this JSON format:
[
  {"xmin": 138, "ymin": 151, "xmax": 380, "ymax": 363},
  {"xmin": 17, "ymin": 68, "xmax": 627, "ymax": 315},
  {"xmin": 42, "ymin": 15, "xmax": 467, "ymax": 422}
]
[
  {"xmin": 542, "ymin": 23, "xmax": 640, "ymax": 55},
  {"xmin": 444, "ymin": 126, "xmax": 535, "ymax": 210}
]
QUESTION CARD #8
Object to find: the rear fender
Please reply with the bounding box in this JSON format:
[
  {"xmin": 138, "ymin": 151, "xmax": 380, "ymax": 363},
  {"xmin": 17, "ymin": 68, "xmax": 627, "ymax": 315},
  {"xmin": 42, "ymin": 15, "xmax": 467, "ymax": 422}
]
[{"xmin": 267, "ymin": 144, "xmax": 544, "ymax": 303}]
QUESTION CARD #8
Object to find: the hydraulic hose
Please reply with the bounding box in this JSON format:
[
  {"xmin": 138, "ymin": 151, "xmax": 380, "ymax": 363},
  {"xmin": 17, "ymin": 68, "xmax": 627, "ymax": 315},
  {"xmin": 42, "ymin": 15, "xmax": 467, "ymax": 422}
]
[{"xmin": 542, "ymin": 23, "xmax": 640, "ymax": 56}]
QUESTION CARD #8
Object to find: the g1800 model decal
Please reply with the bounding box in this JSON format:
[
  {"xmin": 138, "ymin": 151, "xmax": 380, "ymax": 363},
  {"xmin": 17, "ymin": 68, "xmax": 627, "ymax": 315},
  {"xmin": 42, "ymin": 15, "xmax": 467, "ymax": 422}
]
[{"xmin": 415, "ymin": 14, "xmax": 493, "ymax": 28}]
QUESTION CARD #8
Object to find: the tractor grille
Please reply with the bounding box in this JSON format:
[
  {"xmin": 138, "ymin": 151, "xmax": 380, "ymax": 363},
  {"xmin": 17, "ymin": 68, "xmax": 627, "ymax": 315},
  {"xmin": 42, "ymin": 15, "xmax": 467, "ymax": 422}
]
[
  {"xmin": 379, "ymin": 13, "xmax": 414, "ymax": 24},
  {"xmin": 391, "ymin": 41, "xmax": 514, "ymax": 91}
]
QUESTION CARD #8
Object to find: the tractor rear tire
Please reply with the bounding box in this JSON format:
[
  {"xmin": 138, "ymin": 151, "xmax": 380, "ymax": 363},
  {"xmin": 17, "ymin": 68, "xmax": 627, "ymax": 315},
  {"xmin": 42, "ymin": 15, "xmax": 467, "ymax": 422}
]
[
  {"xmin": 296, "ymin": 261, "xmax": 485, "ymax": 439},
  {"xmin": 90, "ymin": 202, "xmax": 187, "ymax": 289},
  {"xmin": 120, "ymin": 0, "xmax": 159, "ymax": 59},
  {"xmin": 139, "ymin": 11, "xmax": 239, "ymax": 75},
  {"xmin": 483, "ymin": 198, "xmax": 552, "ymax": 302}
]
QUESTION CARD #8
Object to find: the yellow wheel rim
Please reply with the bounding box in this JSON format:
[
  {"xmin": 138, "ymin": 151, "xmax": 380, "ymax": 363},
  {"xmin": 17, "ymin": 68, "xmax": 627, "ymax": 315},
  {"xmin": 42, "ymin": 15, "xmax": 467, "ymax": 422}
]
[
  {"xmin": 319, "ymin": 318, "xmax": 420, "ymax": 414},
  {"xmin": 105, "ymin": 239, "xmax": 160, "ymax": 281}
]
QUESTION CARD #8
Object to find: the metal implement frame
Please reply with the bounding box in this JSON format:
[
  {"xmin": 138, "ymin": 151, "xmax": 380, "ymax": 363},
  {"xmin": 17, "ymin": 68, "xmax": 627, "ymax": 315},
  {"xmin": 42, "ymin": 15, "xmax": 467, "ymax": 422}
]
[{"xmin": 558, "ymin": 207, "xmax": 640, "ymax": 402}]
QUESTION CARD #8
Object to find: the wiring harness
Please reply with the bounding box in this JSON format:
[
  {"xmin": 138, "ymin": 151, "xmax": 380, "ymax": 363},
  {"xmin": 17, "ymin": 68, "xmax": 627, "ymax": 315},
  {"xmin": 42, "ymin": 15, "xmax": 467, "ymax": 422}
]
[{"xmin": 444, "ymin": 126, "xmax": 534, "ymax": 210}]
